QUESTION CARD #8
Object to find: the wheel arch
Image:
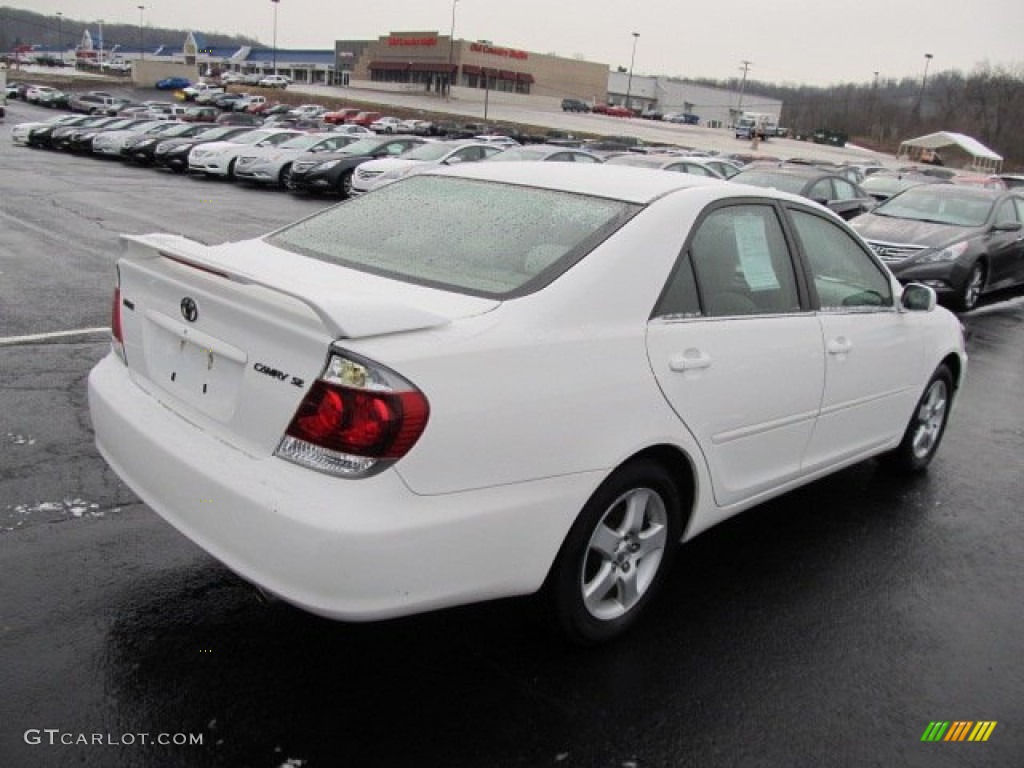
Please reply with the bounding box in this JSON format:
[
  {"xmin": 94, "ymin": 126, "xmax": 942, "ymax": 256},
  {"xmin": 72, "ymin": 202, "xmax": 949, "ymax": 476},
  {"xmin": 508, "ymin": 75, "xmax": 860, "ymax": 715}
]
[
  {"xmin": 940, "ymin": 352, "xmax": 964, "ymax": 393},
  {"xmin": 541, "ymin": 442, "xmax": 699, "ymax": 589}
]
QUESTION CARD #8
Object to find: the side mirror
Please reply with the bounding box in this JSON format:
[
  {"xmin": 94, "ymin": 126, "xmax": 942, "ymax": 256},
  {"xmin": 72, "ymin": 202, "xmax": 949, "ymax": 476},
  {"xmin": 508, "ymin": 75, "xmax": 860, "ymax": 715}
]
[
  {"xmin": 900, "ymin": 283, "xmax": 937, "ymax": 312},
  {"xmin": 992, "ymin": 220, "xmax": 1022, "ymax": 233}
]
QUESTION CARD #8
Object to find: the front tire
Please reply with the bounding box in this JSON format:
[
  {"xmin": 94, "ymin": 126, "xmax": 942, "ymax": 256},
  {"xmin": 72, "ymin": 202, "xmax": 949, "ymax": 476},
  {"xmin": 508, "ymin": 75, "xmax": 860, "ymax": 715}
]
[
  {"xmin": 338, "ymin": 170, "xmax": 354, "ymax": 198},
  {"xmin": 880, "ymin": 365, "xmax": 953, "ymax": 473},
  {"xmin": 278, "ymin": 163, "xmax": 293, "ymax": 189},
  {"xmin": 549, "ymin": 460, "xmax": 681, "ymax": 645},
  {"xmin": 956, "ymin": 261, "xmax": 986, "ymax": 312}
]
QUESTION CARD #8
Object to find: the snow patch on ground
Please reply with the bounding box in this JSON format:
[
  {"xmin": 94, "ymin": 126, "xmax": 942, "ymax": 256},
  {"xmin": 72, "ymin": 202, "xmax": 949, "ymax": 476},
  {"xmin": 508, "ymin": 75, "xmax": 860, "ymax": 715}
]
[{"xmin": 2, "ymin": 498, "xmax": 115, "ymax": 531}]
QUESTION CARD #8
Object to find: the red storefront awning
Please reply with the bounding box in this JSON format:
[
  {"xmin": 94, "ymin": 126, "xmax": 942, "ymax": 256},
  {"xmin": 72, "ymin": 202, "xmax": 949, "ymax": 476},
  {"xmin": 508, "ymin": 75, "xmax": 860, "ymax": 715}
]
[
  {"xmin": 498, "ymin": 69, "xmax": 516, "ymax": 80},
  {"xmin": 368, "ymin": 60, "xmax": 408, "ymax": 71},
  {"xmin": 461, "ymin": 64, "xmax": 481, "ymax": 75},
  {"xmin": 516, "ymin": 72, "xmax": 535, "ymax": 83}
]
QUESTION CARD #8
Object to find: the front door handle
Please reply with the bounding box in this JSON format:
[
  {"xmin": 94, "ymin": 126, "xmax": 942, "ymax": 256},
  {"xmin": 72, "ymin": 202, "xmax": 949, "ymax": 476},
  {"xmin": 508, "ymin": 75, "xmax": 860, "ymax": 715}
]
[{"xmin": 669, "ymin": 349, "xmax": 712, "ymax": 372}]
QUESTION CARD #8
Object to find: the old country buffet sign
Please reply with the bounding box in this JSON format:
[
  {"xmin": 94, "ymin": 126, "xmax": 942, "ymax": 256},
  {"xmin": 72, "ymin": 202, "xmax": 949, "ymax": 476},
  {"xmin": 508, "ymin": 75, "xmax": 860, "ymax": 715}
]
[
  {"xmin": 388, "ymin": 36, "xmax": 438, "ymax": 47},
  {"xmin": 470, "ymin": 42, "xmax": 528, "ymax": 60}
]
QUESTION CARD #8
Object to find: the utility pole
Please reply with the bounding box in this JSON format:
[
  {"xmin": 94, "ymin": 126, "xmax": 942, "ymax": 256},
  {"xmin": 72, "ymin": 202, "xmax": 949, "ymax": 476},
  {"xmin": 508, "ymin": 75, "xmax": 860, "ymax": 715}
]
[
  {"xmin": 737, "ymin": 59, "xmax": 752, "ymax": 111},
  {"xmin": 138, "ymin": 6, "xmax": 145, "ymax": 61},
  {"xmin": 446, "ymin": 0, "xmax": 459, "ymax": 99},
  {"xmin": 624, "ymin": 32, "xmax": 639, "ymax": 112},
  {"xmin": 271, "ymin": 0, "xmax": 280, "ymax": 75}
]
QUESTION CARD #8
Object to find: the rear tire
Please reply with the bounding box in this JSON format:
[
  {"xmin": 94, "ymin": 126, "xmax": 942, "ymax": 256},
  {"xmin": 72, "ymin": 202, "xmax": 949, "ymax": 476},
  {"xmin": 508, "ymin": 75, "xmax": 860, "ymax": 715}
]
[
  {"xmin": 879, "ymin": 365, "xmax": 953, "ymax": 473},
  {"xmin": 548, "ymin": 460, "xmax": 680, "ymax": 645}
]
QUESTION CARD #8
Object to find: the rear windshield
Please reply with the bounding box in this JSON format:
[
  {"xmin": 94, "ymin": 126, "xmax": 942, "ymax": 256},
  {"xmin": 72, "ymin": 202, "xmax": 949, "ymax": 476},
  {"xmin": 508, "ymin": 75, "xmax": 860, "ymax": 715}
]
[{"xmin": 267, "ymin": 175, "xmax": 639, "ymax": 297}]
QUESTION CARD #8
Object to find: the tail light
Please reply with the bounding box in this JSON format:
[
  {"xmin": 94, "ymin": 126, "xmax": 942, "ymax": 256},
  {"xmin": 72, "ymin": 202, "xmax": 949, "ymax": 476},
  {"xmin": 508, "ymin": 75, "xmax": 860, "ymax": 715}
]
[
  {"xmin": 276, "ymin": 351, "xmax": 429, "ymax": 477},
  {"xmin": 111, "ymin": 276, "xmax": 126, "ymax": 363}
]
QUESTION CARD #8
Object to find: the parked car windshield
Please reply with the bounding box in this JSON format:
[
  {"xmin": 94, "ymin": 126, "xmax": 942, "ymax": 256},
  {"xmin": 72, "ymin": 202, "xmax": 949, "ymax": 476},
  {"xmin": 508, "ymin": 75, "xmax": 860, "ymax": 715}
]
[
  {"xmin": 268, "ymin": 176, "xmax": 639, "ymax": 297},
  {"xmin": 873, "ymin": 186, "xmax": 994, "ymax": 226},
  {"xmin": 730, "ymin": 171, "xmax": 808, "ymax": 195},
  {"xmin": 278, "ymin": 135, "xmax": 328, "ymax": 150},
  {"xmin": 399, "ymin": 143, "xmax": 459, "ymax": 162}
]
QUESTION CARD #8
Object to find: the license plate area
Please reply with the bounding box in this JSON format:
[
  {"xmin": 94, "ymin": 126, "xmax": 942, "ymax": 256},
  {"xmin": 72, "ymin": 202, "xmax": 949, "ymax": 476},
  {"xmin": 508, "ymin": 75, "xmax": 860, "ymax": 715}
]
[{"xmin": 143, "ymin": 310, "xmax": 247, "ymax": 422}]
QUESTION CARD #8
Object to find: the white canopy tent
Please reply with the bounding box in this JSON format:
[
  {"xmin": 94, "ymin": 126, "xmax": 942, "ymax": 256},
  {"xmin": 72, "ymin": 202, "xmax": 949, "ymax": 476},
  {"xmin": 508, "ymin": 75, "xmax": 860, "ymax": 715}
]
[{"xmin": 898, "ymin": 132, "xmax": 1003, "ymax": 174}]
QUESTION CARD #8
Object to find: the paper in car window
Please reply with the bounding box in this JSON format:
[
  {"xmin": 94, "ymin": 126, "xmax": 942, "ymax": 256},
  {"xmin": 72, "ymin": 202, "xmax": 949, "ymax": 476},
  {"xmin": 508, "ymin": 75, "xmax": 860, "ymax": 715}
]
[{"xmin": 734, "ymin": 215, "xmax": 780, "ymax": 290}]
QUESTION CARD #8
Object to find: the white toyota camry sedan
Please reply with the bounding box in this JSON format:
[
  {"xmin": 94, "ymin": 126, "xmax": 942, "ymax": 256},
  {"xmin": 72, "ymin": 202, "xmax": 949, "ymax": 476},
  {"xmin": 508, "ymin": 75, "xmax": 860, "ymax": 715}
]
[{"xmin": 89, "ymin": 163, "xmax": 966, "ymax": 643}]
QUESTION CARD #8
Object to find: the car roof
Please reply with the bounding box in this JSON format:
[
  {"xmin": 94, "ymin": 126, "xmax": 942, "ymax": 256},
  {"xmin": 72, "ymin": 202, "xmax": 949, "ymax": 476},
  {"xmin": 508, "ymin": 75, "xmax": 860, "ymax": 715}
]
[{"xmin": 427, "ymin": 161, "xmax": 729, "ymax": 204}]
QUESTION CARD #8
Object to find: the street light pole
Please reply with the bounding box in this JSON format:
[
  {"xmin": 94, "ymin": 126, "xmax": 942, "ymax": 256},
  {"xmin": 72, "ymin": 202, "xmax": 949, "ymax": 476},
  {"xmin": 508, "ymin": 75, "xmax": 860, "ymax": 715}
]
[
  {"xmin": 271, "ymin": 0, "xmax": 279, "ymax": 75},
  {"xmin": 137, "ymin": 5, "xmax": 145, "ymax": 61},
  {"xmin": 56, "ymin": 12, "xmax": 62, "ymax": 60},
  {"xmin": 915, "ymin": 53, "xmax": 933, "ymax": 118},
  {"xmin": 624, "ymin": 31, "xmax": 639, "ymax": 112},
  {"xmin": 446, "ymin": 0, "xmax": 459, "ymax": 99}
]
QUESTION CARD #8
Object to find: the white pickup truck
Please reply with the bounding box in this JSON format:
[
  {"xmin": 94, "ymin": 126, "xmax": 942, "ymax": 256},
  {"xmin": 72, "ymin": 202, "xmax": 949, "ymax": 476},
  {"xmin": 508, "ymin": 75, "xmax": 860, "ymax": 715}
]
[{"xmin": 183, "ymin": 82, "xmax": 225, "ymax": 102}]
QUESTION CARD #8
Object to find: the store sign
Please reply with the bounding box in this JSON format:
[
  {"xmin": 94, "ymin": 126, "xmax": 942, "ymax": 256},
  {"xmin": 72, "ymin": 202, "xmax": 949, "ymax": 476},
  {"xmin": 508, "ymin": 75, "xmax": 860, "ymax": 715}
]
[
  {"xmin": 388, "ymin": 36, "xmax": 438, "ymax": 47},
  {"xmin": 469, "ymin": 42, "xmax": 528, "ymax": 60}
]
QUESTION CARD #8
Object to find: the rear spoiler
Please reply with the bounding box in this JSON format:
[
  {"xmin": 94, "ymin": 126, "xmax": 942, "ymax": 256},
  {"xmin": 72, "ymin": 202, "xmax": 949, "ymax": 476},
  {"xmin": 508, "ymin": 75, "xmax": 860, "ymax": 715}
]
[{"xmin": 120, "ymin": 233, "xmax": 453, "ymax": 339}]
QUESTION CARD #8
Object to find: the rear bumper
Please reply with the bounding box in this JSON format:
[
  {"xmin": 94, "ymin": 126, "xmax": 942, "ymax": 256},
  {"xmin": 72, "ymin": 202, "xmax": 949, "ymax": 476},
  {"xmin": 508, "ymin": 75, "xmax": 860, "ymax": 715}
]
[{"xmin": 88, "ymin": 354, "xmax": 592, "ymax": 621}]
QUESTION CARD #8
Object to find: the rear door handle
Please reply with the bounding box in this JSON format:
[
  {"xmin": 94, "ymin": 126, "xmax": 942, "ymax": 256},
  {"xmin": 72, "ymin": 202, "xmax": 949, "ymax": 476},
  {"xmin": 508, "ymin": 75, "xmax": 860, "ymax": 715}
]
[
  {"xmin": 827, "ymin": 337, "xmax": 853, "ymax": 355},
  {"xmin": 669, "ymin": 350, "xmax": 712, "ymax": 372}
]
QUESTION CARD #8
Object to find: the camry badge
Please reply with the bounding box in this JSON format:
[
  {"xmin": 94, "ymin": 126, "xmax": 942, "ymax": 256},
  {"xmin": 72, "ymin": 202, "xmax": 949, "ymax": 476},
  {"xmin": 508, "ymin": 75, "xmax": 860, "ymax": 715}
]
[{"xmin": 180, "ymin": 297, "xmax": 199, "ymax": 323}]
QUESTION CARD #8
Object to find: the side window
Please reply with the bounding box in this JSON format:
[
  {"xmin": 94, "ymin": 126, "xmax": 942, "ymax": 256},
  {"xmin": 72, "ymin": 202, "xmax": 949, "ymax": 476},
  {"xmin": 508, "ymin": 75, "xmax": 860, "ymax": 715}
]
[
  {"xmin": 549, "ymin": 153, "xmax": 574, "ymax": 162},
  {"xmin": 573, "ymin": 153, "xmax": 601, "ymax": 164},
  {"xmin": 833, "ymin": 178, "xmax": 858, "ymax": 200},
  {"xmin": 684, "ymin": 164, "xmax": 713, "ymax": 177},
  {"xmin": 689, "ymin": 205, "xmax": 801, "ymax": 317},
  {"xmin": 790, "ymin": 209, "xmax": 893, "ymax": 310},
  {"xmin": 453, "ymin": 147, "xmax": 481, "ymax": 162},
  {"xmin": 652, "ymin": 253, "xmax": 701, "ymax": 318},
  {"xmin": 994, "ymin": 199, "xmax": 1019, "ymax": 225},
  {"xmin": 808, "ymin": 179, "xmax": 833, "ymax": 201},
  {"xmin": 1013, "ymin": 198, "xmax": 1024, "ymax": 222}
]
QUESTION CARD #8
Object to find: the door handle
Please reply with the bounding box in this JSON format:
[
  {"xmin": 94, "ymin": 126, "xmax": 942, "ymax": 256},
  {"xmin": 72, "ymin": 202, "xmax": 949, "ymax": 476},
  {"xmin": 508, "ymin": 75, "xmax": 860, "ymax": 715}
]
[
  {"xmin": 669, "ymin": 350, "xmax": 712, "ymax": 372},
  {"xmin": 827, "ymin": 337, "xmax": 853, "ymax": 355}
]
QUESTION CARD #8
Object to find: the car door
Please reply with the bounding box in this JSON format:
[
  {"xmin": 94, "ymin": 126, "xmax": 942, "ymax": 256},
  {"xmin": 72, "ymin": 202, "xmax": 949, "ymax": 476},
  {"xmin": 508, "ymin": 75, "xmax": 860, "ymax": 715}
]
[
  {"xmin": 988, "ymin": 197, "xmax": 1024, "ymax": 288},
  {"xmin": 646, "ymin": 202, "xmax": 824, "ymax": 507},
  {"xmin": 786, "ymin": 207, "xmax": 924, "ymax": 470}
]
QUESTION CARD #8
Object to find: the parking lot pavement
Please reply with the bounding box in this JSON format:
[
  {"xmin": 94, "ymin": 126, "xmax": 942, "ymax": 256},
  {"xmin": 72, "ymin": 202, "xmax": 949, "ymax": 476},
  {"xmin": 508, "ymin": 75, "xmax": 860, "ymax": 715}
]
[
  {"xmin": 1, "ymin": 98, "xmax": 1022, "ymax": 768},
  {"xmin": 292, "ymin": 82, "xmax": 888, "ymax": 164}
]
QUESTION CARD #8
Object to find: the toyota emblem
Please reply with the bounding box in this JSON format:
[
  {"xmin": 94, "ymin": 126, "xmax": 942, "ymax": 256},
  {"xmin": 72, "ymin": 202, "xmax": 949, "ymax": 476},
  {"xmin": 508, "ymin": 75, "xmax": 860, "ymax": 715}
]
[{"xmin": 180, "ymin": 297, "xmax": 199, "ymax": 323}]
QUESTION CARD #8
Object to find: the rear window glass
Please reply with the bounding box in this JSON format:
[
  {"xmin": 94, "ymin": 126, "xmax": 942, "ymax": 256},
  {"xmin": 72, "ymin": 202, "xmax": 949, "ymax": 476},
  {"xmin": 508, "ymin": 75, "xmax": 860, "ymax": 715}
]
[{"xmin": 268, "ymin": 176, "xmax": 639, "ymax": 297}]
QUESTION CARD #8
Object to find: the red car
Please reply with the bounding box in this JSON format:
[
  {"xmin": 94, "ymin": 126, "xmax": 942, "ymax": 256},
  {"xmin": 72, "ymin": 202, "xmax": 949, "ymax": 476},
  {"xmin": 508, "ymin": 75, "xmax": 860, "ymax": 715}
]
[
  {"xmin": 593, "ymin": 104, "xmax": 633, "ymax": 118},
  {"xmin": 324, "ymin": 108, "xmax": 361, "ymax": 125},
  {"xmin": 346, "ymin": 111, "xmax": 382, "ymax": 127}
]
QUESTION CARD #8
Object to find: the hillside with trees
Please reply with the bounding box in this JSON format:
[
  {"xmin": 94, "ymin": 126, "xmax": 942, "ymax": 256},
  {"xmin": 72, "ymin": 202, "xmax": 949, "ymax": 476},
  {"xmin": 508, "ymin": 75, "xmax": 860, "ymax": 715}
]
[{"xmin": 0, "ymin": 6, "xmax": 260, "ymax": 55}]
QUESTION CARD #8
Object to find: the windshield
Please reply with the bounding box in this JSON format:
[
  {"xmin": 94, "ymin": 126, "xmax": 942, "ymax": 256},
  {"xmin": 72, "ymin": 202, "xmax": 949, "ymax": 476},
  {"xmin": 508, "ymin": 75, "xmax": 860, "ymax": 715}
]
[
  {"xmin": 278, "ymin": 135, "xmax": 327, "ymax": 150},
  {"xmin": 196, "ymin": 126, "xmax": 241, "ymax": 140},
  {"xmin": 731, "ymin": 171, "xmax": 809, "ymax": 195},
  {"xmin": 268, "ymin": 176, "xmax": 639, "ymax": 298},
  {"xmin": 400, "ymin": 143, "xmax": 457, "ymax": 161},
  {"xmin": 874, "ymin": 186, "xmax": 994, "ymax": 226},
  {"xmin": 605, "ymin": 155, "xmax": 665, "ymax": 168},
  {"xmin": 489, "ymin": 147, "xmax": 551, "ymax": 162},
  {"xmin": 160, "ymin": 123, "xmax": 198, "ymax": 137},
  {"xmin": 333, "ymin": 138, "xmax": 385, "ymax": 155}
]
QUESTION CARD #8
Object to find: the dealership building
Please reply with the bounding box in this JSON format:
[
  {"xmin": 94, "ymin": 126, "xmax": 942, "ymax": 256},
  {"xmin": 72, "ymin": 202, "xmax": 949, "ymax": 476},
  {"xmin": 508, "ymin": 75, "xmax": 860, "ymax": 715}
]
[{"xmin": 335, "ymin": 31, "xmax": 609, "ymax": 102}]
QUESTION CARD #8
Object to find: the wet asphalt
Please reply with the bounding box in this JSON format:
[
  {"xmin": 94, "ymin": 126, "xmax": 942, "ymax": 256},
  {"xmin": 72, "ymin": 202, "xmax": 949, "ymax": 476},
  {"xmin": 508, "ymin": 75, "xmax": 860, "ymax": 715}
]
[{"xmin": 1, "ymin": 99, "xmax": 1022, "ymax": 768}]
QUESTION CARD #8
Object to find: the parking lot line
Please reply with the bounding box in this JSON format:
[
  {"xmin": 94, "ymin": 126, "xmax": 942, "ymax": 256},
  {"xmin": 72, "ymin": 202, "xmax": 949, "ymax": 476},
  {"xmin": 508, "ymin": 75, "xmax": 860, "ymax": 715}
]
[{"xmin": 0, "ymin": 328, "xmax": 109, "ymax": 347}]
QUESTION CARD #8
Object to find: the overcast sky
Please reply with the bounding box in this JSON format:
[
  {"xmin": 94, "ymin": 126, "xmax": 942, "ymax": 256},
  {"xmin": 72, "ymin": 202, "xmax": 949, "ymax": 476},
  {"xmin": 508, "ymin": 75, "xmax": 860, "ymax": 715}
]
[{"xmin": 7, "ymin": 0, "xmax": 1024, "ymax": 86}]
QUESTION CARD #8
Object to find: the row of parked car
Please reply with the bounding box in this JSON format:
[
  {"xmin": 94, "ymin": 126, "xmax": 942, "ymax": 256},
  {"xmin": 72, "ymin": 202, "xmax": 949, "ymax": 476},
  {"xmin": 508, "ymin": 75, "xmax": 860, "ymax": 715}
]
[{"xmin": 12, "ymin": 99, "xmax": 1024, "ymax": 312}]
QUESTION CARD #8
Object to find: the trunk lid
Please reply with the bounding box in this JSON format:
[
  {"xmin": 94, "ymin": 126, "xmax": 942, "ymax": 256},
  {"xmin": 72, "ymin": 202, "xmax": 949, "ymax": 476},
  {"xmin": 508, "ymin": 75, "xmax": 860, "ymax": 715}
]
[{"xmin": 116, "ymin": 233, "xmax": 498, "ymax": 455}]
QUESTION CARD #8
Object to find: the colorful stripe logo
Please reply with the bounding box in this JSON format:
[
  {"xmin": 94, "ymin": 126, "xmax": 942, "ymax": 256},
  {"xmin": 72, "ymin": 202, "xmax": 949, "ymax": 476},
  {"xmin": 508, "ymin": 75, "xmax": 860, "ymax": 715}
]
[{"xmin": 921, "ymin": 721, "xmax": 997, "ymax": 742}]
